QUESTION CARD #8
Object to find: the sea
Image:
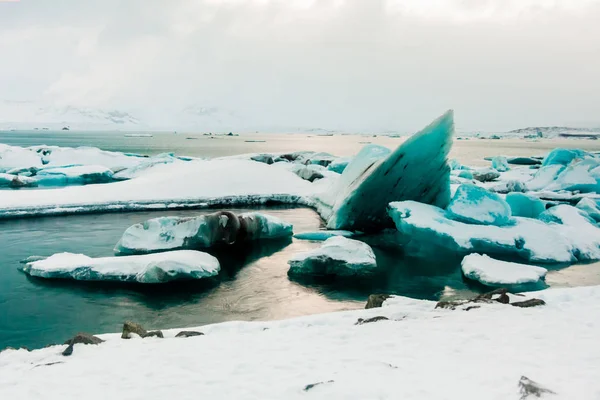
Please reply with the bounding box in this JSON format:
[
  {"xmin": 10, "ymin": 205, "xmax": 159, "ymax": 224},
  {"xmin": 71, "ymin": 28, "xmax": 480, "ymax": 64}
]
[{"xmin": 1, "ymin": 130, "xmax": 600, "ymax": 350}]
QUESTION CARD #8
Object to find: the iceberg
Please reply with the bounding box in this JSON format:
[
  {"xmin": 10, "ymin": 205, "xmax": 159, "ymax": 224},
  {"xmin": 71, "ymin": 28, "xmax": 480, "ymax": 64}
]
[
  {"xmin": 388, "ymin": 201, "xmax": 600, "ymax": 263},
  {"xmin": 507, "ymin": 156, "xmax": 541, "ymax": 166},
  {"xmin": 115, "ymin": 211, "xmax": 293, "ymax": 255},
  {"xmin": 446, "ymin": 184, "xmax": 512, "ymax": 226},
  {"xmin": 20, "ymin": 250, "xmax": 220, "ymax": 283},
  {"xmin": 319, "ymin": 111, "xmax": 453, "ymax": 232},
  {"xmin": 526, "ymin": 164, "xmax": 565, "ymax": 191},
  {"xmin": 472, "ymin": 168, "xmax": 500, "ymax": 182},
  {"xmin": 491, "ymin": 156, "xmax": 510, "ymax": 172},
  {"xmin": 293, "ymin": 230, "xmax": 356, "ymax": 241},
  {"xmin": 287, "ymin": 236, "xmax": 377, "ymax": 277},
  {"xmin": 327, "ymin": 157, "xmax": 351, "ymax": 174},
  {"xmin": 576, "ymin": 198, "xmax": 600, "ymax": 222},
  {"xmin": 0, "ymin": 173, "xmax": 37, "ymax": 188},
  {"xmin": 294, "ymin": 165, "xmax": 326, "ymax": 182},
  {"xmin": 35, "ymin": 165, "xmax": 114, "ymax": 185},
  {"xmin": 457, "ymin": 170, "xmax": 474, "ymax": 179},
  {"xmin": 505, "ymin": 193, "xmax": 546, "ymax": 219},
  {"xmin": 461, "ymin": 253, "xmax": 547, "ymax": 287},
  {"xmin": 488, "ymin": 180, "xmax": 527, "ymax": 194},
  {"xmin": 113, "ymin": 153, "xmax": 183, "ymax": 180},
  {"xmin": 544, "ymin": 159, "xmax": 600, "ymax": 193},
  {"xmin": 542, "ymin": 148, "xmax": 588, "ymax": 167}
]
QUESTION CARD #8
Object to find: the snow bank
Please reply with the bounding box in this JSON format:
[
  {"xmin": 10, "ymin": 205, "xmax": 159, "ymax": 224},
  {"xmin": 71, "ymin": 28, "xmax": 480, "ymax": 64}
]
[
  {"xmin": 0, "ymin": 159, "xmax": 312, "ymax": 218},
  {"xmin": 20, "ymin": 250, "xmax": 220, "ymax": 283},
  {"xmin": 1, "ymin": 285, "xmax": 599, "ymax": 399},
  {"xmin": 288, "ymin": 236, "xmax": 377, "ymax": 277},
  {"xmin": 461, "ymin": 254, "xmax": 547, "ymax": 286}
]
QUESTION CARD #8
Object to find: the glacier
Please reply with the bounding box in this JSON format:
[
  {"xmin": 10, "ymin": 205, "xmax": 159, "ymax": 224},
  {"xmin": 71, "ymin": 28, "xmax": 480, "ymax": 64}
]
[
  {"xmin": 461, "ymin": 253, "xmax": 547, "ymax": 287},
  {"xmin": 388, "ymin": 201, "xmax": 600, "ymax": 263},
  {"xmin": 287, "ymin": 236, "xmax": 377, "ymax": 277},
  {"xmin": 20, "ymin": 250, "xmax": 220, "ymax": 283},
  {"xmin": 115, "ymin": 211, "xmax": 293, "ymax": 255},
  {"xmin": 317, "ymin": 110, "xmax": 453, "ymax": 232},
  {"xmin": 446, "ymin": 184, "xmax": 512, "ymax": 226}
]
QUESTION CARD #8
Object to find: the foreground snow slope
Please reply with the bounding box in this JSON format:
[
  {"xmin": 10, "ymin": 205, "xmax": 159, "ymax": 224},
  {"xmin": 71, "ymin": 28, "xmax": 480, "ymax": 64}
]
[
  {"xmin": 0, "ymin": 159, "xmax": 312, "ymax": 217},
  {"xmin": 1, "ymin": 285, "xmax": 599, "ymax": 399}
]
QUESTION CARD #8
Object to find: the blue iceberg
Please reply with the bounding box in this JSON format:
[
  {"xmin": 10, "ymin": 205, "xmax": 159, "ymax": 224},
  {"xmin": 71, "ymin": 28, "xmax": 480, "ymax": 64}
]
[
  {"xmin": 542, "ymin": 148, "xmax": 588, "ymax": 167},
  {"xmin": 505, "ymin": 193, "xmax": 546, "ymax": 219},
  {"xmin": 446, "ymin": 184, "xmax": 512, "ymax": 226},
  {"xmin": 491, "ymin": 156, "xmax": 510, "ymax": 172},
  {"xmin": 327, "ymin": 157, "xmax": 351, "ymax": 174},
  {"xmin": 35, "ymin": 165, "xmax": 114, "ymax": 186}
]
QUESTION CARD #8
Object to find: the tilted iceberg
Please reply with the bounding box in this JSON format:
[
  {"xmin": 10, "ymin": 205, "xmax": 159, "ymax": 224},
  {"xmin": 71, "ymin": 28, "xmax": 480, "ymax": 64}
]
[
  {"xmin": 446, "ymin": 184, "xmax": 512, "ymax": 226},
  {"xmin": 388, "ymin": 201, "xmax": 600, "ymax": 263},
  {"xmin": 287, "ymin": 236, "xmax": 377, "ymax": 277},
  {"xmin": 115, "ymin": 211, "xmax": 293, "ymax": 255},
  {"xmin": 461, "ymin": 254, "xmax": 547, "ymax": 287},
  {"xmin": 317, "ymin": 110, "xmax": 453, "ymax": 232},
  {"xmin": 20, "ymin": 250, "xmax": 220, "ymax": 283}
]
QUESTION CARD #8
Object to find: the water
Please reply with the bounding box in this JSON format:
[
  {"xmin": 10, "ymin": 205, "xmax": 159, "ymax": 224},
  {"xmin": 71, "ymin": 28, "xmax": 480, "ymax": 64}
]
[{"xmin": 2, "ymin": 131, "xmax": 600, "ymax": 350}]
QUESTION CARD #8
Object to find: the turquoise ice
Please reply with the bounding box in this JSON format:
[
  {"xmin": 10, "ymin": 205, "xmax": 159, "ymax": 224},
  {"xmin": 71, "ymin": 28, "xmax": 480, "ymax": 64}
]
[
  {"xmin": 491, "ymin": 156, "xmax": 510, "ymax": 172},
  {"xmin": 505, "ymin": 193, "xmax": 546, "ymax": 219},
  {"xmin": 446, "ymin": 184, "xmax": 512, "ymax": 226}
]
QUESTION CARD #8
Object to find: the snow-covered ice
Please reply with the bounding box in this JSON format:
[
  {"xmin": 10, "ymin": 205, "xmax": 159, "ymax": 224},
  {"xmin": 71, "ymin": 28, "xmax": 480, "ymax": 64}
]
[
  {"xmin": 1, "ymin": 285, "xmax": 599, "ymax": 399},
  {"xmin": 115, "ymin": 212, "xmax": 293, "ymax": 255},
  {"xmin": 461, "ymin": 253, "xmax": 547, "ymax": 287},
  {"xmin": 576, "ymin": 198, "xmax": 600, "ymax": 222},
  {"xmin": 0, "ymin": 173, "xmax": 37, "ymax": 188},
  {"xmin": 20, "ymin": 250, "xmax": 220, "ymax": 283},
  {"xmin": 446, "ymin": 184, "xmax": 512, "ymax": 226},
  {"xmin": 491, "ymin": 156, "xmax": 510, "ymax": 172},
  {"xmin": 288, "ymin": 236, "xmax": 377, "ymax": 277},
  {"xmin": 293, "ymin": 230, "xmax": 356, "ymax": 241},
  {"xmin": 34, "ymin": 165, "xmax": 114, "ymax": 185}
]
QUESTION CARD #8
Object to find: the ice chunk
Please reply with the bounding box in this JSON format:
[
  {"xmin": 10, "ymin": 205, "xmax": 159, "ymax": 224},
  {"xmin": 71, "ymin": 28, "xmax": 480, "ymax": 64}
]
[
  {"xmin": 488, "ymin": 180, "xmax": 527, "ymax": 194},
  {"xmin": 542, "ymin": 148, "xmax": 588, "ymax": 167},
  {"xmin": 461, "ymin": 254, "xmax": 547, "ymax": 287},
  {"xmin": 472, "ymin": 168, "xmax": 500, "ymax": 182},
  {"xmin": 306, "ymin": 152, "xmax": 337, "ymax": 167},
  {"xmin": 457, "ymin": 170, "xmax": 474, "ymax": 179},
  {"xmin": 387, "ymin": 201, "xmax": 597, "ymax": 263},
  {"xmin": 0, "ymin": 173, "xmax": 37, "ymax": 188},
  {"xmin": 320, "ymin": 110, "xmax": 453, "ymax": 231},
  {"xmin": 507, "ymin": 156, "xmax": 541, "ymax": 165},
  {"xmin": 491, "ymin": 156, "xmax": 510, "ymax": 172},
  {"xmin": 295, "ymin": 165, "xmax": 325, "ymax": 182},
  {"xmin": 35, "ymin": 165, "xmax": 114, "ymax": 185},
  {"xmin": 446, "ymin": 184, "xmax": 512, "ymax": 226},
  {"xmin": 576, "ymin": 198, "xmax": 600, "ymax": 222},
  {"xmin": 505, "ymin": 193, "xmax": 546, "ymax": 219},
  {"xmin": 526, "ymin": 164, "xmax": 565, "ymax": 191},
  {"xmin": 293, "ymin": 230, "xmax": 356, "ymax": 241},
  {"xmin": 287, "ymin": 237, "xmax": 377, "ymax": 277},
  {"xmin": 115, "ymin": 211, "xmax": 293, "ymax": 255},
  {"xmin": 327, "ymin": 157, "xmax": 351, "ymax": 174},
  {"xmin": 449, "ymin": 159, "xmax": 469, "ymax": 171},
  {"xmin": 20, "ymin": 250, "xmax": 220, "ymax": 283},
  {"xmin": 544, "ymin": 159, "xmax": 600, "ymax": 193},
  {"xmin": 113, "ymin": 153, "xmax": 182, "ymax": 180}
]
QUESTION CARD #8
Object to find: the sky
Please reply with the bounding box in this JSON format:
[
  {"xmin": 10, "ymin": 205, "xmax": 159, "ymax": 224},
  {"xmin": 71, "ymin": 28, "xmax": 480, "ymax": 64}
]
[{"xmin": 0, "ymin": 0, "xmax": 599, "ymax": 132}]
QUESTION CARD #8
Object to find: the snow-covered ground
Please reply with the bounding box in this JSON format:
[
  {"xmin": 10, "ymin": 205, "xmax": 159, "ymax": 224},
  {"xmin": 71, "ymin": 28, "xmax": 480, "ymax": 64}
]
[{"xmin": 1, "ymin": 285, "xmax": 598, "ymax": 399}]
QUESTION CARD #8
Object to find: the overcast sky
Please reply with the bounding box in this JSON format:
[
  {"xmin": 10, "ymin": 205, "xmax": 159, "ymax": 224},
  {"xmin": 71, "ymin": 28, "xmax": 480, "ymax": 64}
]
[{"xmin": 0, "ymin": 0, "xmax": 599, "ymax": 132}]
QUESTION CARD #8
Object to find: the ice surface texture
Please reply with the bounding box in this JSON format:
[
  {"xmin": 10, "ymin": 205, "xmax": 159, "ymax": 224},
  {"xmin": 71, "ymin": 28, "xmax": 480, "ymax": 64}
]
[
  {"xmin": 461, "ymin": 253, "xmax": 547, "ymax": 286},
  {"xmin": 115, "ymin": 211, "xmax": 293, "ymax": 255},
  {"xmin": 21, "ymin": 251, "xmax": 220, "ymax": 283},
  {"xmin": 388, "ymin": 201, "xmax": 600, "ymax": 263},
  {"xmin": 321, "ymin": 110, "xmax": 453, "ymax": 231},
  {"xmin": 288, "ymin": 236, "xmax": 377, "ymax": 277}
]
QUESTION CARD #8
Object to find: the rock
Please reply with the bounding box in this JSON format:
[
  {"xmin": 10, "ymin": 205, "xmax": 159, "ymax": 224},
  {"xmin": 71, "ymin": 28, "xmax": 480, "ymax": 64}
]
[
  {"xmin": 519, "ymin": 376, "xmax": 555, "ymax": 399},
  {"xmin": 355, "ymin": 316, "xmax": 389, "ymax": 325},
  {"xmin": 250, "ymin": 154, "xmax": 274, "ymax": 165},
  {"xmin": 145, "ymin": 330, "xmax": 164, "ymax": 338},
  {"xmin": 303, "ymin": 380, "xmax": 334, "ymax": 391},
  {"xmin": 320, "ymin": 110, "xmax": 453, "ymax": 232},
  {"xmin": 62, "ymin": 344, "xmax": 74, "ymax": 356},
  {"xmin": 365, "ymin": 294, "xmax": 391, "ymax": 309},
  {"xmin": 511, "ymin": 299, "xmax": 546, "ymax": 308},
  {"xmin": 294, "ymin": 166, "xmax": 324, "ymax": 182},
  {"xmin": 507, "ymin": 157, "xmax": 542, "ymax": 166},
  {"xmin": 64, "ymin": 332, "xmax": 104, "ymax": 345},
  {"xmin": 175, "ymin": 331, "xmax": 204, "ymax": 338},
  {"xmin": 122, "ymin": 321, "xmax": 147, "ymax": 339},
  {"xmin": 472, "ymin": 168, "xmax": 501, "ymax": 182}
]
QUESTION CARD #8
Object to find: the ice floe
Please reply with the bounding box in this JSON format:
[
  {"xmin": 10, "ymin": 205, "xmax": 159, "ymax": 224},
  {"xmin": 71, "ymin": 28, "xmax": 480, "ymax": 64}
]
[
  {"xmin": 461, "ymin": 253, "xmax": 547, "ymax": 287},
  {"xmin": 20, "ymin": 250, "xmax": 220, "ymax": 283},
  {"xmin": 288, "ymin": 236, "xmax": 377, "ymax": 277}
]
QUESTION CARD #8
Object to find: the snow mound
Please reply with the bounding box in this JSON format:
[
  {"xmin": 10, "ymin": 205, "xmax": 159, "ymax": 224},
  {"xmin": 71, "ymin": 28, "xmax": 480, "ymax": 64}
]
[
  {"xmin": 288, "ymin": 236, "xmax": 377, "ymax": 277},
  {"xmin": 318, "ymin": 110, "xmax": 453, "ymax": 231},
  {"xmin": 20, "ymin": 250, "xmax": 220, "ymax": 283},
  {"xmin": 461, "ymin": 254, "xmax": 547, "ymax": 286},
  {"xmin": 115, "ymin": 211, "xmax": 293, "ymax": 255},
  {"xmin": 388, "ymin": 201, "xmax": 600, "ymax": 263},
  {"xmin": 446, "ymin": 184, "xmax": 512, "ymax": 226}
]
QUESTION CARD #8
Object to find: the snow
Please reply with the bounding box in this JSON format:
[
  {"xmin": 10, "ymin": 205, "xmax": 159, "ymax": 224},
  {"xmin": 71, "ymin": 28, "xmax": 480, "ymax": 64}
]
[
  {"xmin": 20, "ymin": 250, "xmax": 220, "ymax": 283},
  {"xmin": 293, "ymin": 230, "xmax": 356, "ymax": 241},
  {"xmin": 461, "ymin": 253, "xmax": 547, "ymax": 286},
  {"xmin": 288, "ymin": 236, "xmax": 377, "ymax": 277},
  {"xmin": 0, "ymin": 159, "xmax": 312, "ymax": 218},
  {"xmin": 1, "ymin": 285, "xmax": 600, "ymax": 399},
  {"xmin": 388, "ymin": 201, "xmax": 600, "ymax": 263},
  {"xmin": 115, "ymin": 212, "xmax": 293, "ymax": 255},
  {"xmin": 446, "ymin": 184, "xmax": 512, "ymax": 226},
  {"xmin": 320, "ymin": 110, "xmax": 453, "ymax": 231}
]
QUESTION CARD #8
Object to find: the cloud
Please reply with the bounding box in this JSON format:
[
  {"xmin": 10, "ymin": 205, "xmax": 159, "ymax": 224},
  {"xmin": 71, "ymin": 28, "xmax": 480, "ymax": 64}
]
[{"xmin": 0, "ymin": 0, "xmax": 599, "ymax": 131}]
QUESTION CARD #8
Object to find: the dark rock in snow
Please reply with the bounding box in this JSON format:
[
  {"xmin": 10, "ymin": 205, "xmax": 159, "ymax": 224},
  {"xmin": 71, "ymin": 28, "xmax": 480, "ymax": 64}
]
[
  {"xmin": 250, "ymin": 154, "xmax": 274, "ymax": 165},
  {"xmin": 145, "ymin": 330, "xmax": 164, "ymax": 338},
  {"xmin": 62, "ymin": 344, "xmax": 74, "ymax": 356},
  {"xmin": 64, "ymin": 332, "xmax": 104, "ymax": 345},
  {"xmin": 304, "ymin": 380, "xmax": 334, "ymax": 391},
  {"xmin": 121, "ymin": 321, "xmax": 148, "ymax": 339},
  {"xmin": 175, "ymin": 331, "xmax": 205, "ymax": 338},
  {"xmin": 365, "ymin": 294, "xmax": 391, "ymax": 309},
  {"xmin": 512, "ymin": 299, "xmax": 546, "ymax": 308},
  {"xmin": 519, "ymin": 376, "xmax": 555, "ymax": 399},
  {"xmin": 355, "ymin": 316, "xmax": 389, "ymax": 325}
]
